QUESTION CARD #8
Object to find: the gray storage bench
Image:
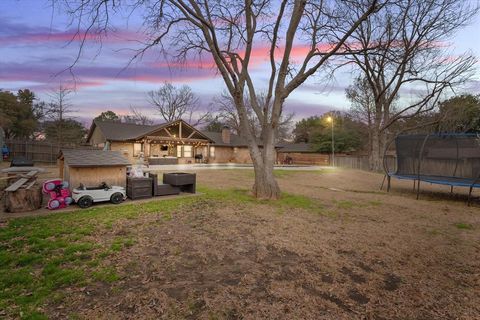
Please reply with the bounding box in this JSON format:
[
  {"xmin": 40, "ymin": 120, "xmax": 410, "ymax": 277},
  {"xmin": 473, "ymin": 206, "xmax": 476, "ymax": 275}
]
[{"xmin": 149, "ymin": 173, "xmax": 180, "ymax": 196}]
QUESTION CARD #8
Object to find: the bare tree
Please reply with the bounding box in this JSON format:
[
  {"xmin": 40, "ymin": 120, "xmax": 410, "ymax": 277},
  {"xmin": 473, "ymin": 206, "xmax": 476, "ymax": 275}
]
[
  {"xmin": 342, "ymin": 0, "xmax": 478, "ymax": 170},
  {"xmin": 44, "ymin": 85, "xmax": 77, "ymax": 145},
  {"xmin": 212, "ymin": 91, "xmax": 294, "ymax": 141},
  {"xmin": 346, "ymin": 76, "xmax": 398, "ymax": 160},
  {"xmin": 123, "ymin": 106, "xmax": 154, "ymax": 125},
  {"xmin": 45, "ymin": 85, "xmax": 75, "ymax": 122},
  {"xmin": 58, "ymin": 0, "xmax": 381, "ymax": 199},
  {"xmin": 147, "ymin": 82, "xmax": 210, "ymax": 126},
  {"xmin": 211, "ymin": 91, "xmax": 251, "ymax": 135}
]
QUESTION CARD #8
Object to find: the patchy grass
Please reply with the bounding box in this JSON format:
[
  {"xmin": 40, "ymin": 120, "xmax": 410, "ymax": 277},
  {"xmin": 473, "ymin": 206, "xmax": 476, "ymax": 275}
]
[
  {"xmin": 0, "ymin": 195, "xmax": 201, "ymax": 319},
  {"xmin": 1, "ymin": 168, "xmax": 479, "ymax": 319},
  {"xmin": 92, "ymin": 267, "xmax": 120, "ymax": 283},
  {"xmin": 454, "ymin": 223, "xmax": 474, "ymax": 230},
  {"xmin": 334, "ymin": 200, "xmax": 355, "ymax": 209},
  {"xmin": 367, "ymin": 200, "xmax": 383, "ymax": 206},
  {"xmin": 0, "ymin": 186, "xmax": 330, "ymax": 318},
  {"xmin": 244, "ymin": 169, "xmax": 326, "ymax": 179},
  {"xmin": 198, "ymin": 186, "xmax": 325, "ymax": 215}
]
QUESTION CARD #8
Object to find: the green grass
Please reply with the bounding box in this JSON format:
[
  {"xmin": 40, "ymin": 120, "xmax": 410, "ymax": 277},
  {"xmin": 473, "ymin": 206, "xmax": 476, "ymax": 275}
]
[
  {"xmin": 92, "ymin": 267, "xmax": 120, "ymax": 283},
  {"xmin": 0, "ymin": 185, "xmax": 328, "ymax": 318},
  {"xmin": 454, "ymin": 223, "xmax": 474, "ymax": 230}
]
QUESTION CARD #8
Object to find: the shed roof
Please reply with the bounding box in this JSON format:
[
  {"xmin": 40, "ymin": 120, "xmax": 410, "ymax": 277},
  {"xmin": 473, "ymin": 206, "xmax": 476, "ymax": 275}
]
[{"xmin": 60, "ymin": 149, "xmax": 131, "ymax": 167}]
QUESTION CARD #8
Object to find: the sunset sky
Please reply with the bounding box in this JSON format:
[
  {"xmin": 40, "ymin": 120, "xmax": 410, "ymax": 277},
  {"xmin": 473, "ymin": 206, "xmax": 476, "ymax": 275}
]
[{"xmin": 1, "ymin": 0, "xmax": 479, "ymax": 126}]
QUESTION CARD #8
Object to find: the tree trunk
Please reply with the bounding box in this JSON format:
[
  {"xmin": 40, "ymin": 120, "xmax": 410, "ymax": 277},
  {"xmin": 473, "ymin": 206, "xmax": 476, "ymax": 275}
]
[
  {"xmin": 370, "ymin": 129, "xmax": 382, "ymax": 171},
  {"xmin": 369, "ymin": 128, "xmax": 387, "ymax": 172},
  {"xmin": 251, "ymin": 144, "xmax": 280, "ymax": 199},
  {"xmin": 248, "ymin": 126, "xmax": 280, "ymax": 199}
]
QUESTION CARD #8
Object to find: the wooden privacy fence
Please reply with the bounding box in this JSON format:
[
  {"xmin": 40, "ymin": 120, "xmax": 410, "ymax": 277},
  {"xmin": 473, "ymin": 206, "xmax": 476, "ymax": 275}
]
[
  {"xmin": 277, "ymin": 152, "xmax": 330, "ymax": 165},
  {"xmin": 5, "ymin": 140, "xmax": 99, "ymax": 164},
  {"xmin": 334, "ymin": 154, "xmax": 397, "ymax": 172}
]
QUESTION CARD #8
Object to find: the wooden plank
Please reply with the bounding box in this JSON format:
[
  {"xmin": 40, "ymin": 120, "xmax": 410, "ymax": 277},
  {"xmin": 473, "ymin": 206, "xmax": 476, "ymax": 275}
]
[
  {"xmin": 5, "ymin": 178, "xmax": 29, "ymax": 192},
  {"xmin": 25, "ymin": 170, "xmax": 37, "ymax": 177},
  {"xmin": 25, "ymin": 180, "xmax": 36, "ymax": 190},
  {"xmin": 1, "ymin": 167, "xmax": 46, "ymax": 174},
  {"xmin": 164, "ymin": 128, "xmax": 173, "ymax": 137},
  {"xmin": 145, "ymin": 136, "xmax": 209, "ymax": 143}
]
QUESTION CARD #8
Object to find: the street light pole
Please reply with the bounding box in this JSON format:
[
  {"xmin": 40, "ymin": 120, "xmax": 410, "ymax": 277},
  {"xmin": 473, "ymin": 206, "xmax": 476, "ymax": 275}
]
[
  {"xmin": 331, "ymin": 117, "xmax": 335, "ymax": 167},
  {"xmin": 326, "ymin": 116, "xmax": 335, "ymax": 167}
]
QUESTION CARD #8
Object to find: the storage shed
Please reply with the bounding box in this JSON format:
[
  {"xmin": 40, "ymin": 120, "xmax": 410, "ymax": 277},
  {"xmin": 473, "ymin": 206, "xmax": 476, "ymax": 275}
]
[{"xmin": 58, "ymin": 149, "xmax": 131, "ymax": 189}]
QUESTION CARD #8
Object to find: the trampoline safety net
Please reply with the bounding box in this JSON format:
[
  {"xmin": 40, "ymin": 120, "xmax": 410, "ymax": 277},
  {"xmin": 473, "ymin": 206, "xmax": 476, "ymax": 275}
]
[{"xmin": 384, "ymin": 133, "xmax": 480, "ymax": 204}]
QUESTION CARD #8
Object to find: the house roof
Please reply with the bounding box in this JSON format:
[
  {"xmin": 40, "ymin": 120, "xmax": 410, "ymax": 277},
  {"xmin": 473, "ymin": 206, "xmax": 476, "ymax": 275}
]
[
  {"xmin": 60, "ymin": 149, "xmax": 131, "ymax": 167},
  {"xmin": 277, "ymin": 142, "xmax": 316, "ymax": 153},
  {"xmin": 200, "ymin": 131, "xmax": 250, "ymax": 147},
  {"xmin": 87, "ymin": 120, "xmax": 165, "ymax": 142},
  {"xmin": 87, "ymin": 119, "xmax": 240, "ymax": 145},
  {"xmin": 87, "ymin": 119, "xmax": 314, "ymax": 151}
]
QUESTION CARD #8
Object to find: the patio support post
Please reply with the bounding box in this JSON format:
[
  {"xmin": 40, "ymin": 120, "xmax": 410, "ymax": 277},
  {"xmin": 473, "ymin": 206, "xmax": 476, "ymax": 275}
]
[{"xmin": 144, "ymin": 141, "xmax": 150, "ymax": 158}]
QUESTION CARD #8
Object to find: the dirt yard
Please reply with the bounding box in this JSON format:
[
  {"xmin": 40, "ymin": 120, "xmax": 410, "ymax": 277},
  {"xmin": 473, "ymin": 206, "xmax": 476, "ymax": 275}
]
[{"xmin": 1, "ymin": 168, "xmax": 479, "ymax": 319}]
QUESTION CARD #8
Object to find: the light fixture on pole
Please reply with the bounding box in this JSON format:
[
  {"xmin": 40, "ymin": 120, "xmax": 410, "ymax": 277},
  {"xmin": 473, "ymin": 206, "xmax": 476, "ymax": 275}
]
[{"xmin": 326, "ymin": 116, "xmax": 334, "ymax": 167}]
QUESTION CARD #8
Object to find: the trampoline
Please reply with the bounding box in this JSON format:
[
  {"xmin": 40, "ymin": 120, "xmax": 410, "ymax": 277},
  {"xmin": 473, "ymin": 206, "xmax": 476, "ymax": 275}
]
[{"xmin": 382, "ymin": 133, "xmax": 480, "ymax": 205}]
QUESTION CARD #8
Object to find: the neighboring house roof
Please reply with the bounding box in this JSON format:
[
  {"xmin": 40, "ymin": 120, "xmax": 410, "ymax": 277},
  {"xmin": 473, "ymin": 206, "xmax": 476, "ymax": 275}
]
[
  {"xmin": 277, "ymin": 142, "xmax": 317, "ymax": 153},
  {"xmin": 60, "ymin": 149, "xmax": 131, "ymax": 167}
]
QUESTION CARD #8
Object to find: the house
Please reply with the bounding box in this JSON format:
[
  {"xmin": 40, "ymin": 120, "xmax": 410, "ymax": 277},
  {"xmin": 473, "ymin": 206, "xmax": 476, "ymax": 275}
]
[
  {"xmin": 58, "ymin": 149, "xmax": 131, "ymax": 188},
  {"xmin": 86, "ymin": 119, "xmax": 256, "ymax": 165},
  {"xmin": 277, "ymin": 142, "xmax": 330, "ymax": 165}
]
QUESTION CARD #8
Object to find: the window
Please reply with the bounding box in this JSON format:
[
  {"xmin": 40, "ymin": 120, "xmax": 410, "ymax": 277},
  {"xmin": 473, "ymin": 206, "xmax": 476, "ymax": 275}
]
[
  {"xmin": 133, "ymin": 143, "xmax": 143, "ymax": 157},
  {"xmin": 183, "ymin": 145, "xmax": 192, "ymax": 158},
  {"xmin": 177, "ymin": 146, "xmax": 182, "ymax": 157},
  {"xmin": 209, "ymin": 146, "xmax": 215, "ymax": 158}
]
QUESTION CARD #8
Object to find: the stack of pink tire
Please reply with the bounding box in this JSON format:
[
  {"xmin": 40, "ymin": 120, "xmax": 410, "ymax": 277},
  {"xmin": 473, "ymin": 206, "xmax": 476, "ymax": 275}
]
[{"xmin": 42, "ymin": 179, "xmax": 73, "ymax": 210}]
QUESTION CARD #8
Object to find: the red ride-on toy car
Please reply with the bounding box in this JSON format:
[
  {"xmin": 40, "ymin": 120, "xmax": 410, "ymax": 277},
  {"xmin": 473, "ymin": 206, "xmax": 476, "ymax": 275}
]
[{"xmin": 42, "ymin": 179, "xmax": 73, "ymax": 210}]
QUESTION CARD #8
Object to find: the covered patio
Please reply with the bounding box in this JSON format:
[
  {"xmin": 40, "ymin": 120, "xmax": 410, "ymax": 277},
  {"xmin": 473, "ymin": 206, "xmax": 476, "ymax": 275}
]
[{"xmin": 133, "ymin": 120, "xmax": 214, "ymax": 165}]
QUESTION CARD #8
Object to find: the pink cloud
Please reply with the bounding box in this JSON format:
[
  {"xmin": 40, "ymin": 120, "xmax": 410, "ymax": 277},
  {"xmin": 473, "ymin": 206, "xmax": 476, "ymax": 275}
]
[
  {"xmin": 0, "ymin": 28, "xmax": 143, "ymax": 46},
  {"xmin": 148, "ymin": 43, "xmax": 325, "ymax": 71}
]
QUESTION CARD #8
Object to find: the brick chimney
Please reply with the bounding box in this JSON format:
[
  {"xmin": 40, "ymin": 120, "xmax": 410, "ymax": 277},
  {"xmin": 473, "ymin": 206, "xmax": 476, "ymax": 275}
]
[{"xmin": 221, "ymin": 126, "xmax": 231, "ymax": 144}]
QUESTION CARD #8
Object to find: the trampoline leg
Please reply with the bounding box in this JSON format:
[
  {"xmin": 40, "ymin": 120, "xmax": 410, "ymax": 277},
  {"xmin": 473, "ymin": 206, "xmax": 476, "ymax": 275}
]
[
  {"xmin": 450, "ymin": 185, "xmax": 453, "ymax": 194},
  {"xmin": 412, "ymin": 180, "xmax": 416, "ymax": 192},
  {"xmin": 416, "ymin": 180, "xmax": 420, "ymax": 200},
  {"xmin": 387, "ymin": 176, "xmax": 391, "ymax": 192},
  {"xmin": 467, "ymin": 187, "xmax": 473, "ymax": 206},
  {"xmin": 380, "ymin": 175, "xmax": 386, "ymax": 190}
]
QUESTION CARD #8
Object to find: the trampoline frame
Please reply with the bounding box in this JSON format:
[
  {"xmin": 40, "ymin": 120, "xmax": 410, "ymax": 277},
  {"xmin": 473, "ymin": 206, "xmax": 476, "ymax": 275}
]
[{"xmin": 381, "ymin": 133, "xmax": 480, "ymax": 205}]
